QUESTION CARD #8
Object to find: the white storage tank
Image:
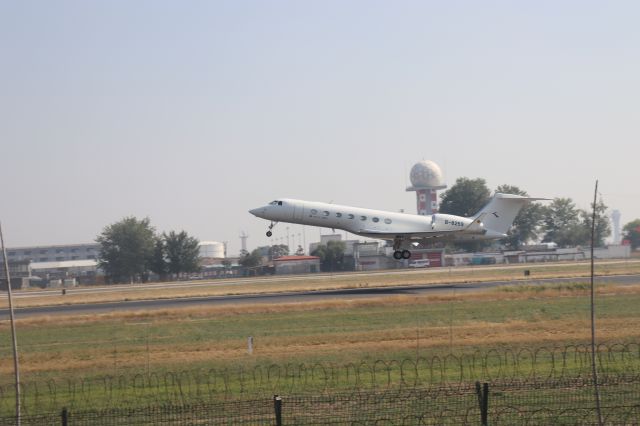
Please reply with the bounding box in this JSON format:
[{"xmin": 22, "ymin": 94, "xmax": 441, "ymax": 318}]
[{"xmin": 198, "ymin": 241, "xmax": 225, "ymax": 258}]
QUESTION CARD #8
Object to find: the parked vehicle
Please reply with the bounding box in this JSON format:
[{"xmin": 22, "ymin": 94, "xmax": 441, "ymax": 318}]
[{"xmin": 408, "ymin": 259, "xmax": 430, "ymax": 268}]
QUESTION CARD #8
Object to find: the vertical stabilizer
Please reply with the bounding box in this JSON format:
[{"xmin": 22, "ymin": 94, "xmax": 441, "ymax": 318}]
[{"xmin": 473, "ymin": 193, "xmax": 544, "ymax": 236}]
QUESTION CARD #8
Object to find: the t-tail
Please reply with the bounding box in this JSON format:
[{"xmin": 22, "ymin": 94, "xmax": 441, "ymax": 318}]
[{"xmin": 473, "ymin": 193, "xmax": 548, "ymax": 237}]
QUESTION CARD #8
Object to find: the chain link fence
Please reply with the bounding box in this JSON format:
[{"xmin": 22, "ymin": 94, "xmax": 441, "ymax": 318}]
[
  {"xmin": 2, "ymin": 342, "xmax": 639, "ymax": 416},
  {"xmin": 1, "ymin": 375, "xmax": 638, "ymax": 425}
]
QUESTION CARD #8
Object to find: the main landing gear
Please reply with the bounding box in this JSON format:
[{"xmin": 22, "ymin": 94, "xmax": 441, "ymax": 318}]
[
  {"xmin": 393, "ymin": 250, "xmax": 411, "ymax": 260},
  {"xmin": 266, "ymin": 221, "xmax": 278, "ymax": 237},
  {"xmin": 392, "ymin": 236, "xmax": 411, "ymax": 260}
]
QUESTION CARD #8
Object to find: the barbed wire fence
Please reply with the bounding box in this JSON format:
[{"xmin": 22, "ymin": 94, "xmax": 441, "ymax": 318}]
[
  {"xmin": 0, "ymin": 377, "xmax": 638, "ymax": 425},
  {"xmin": 1, "ymin": 342, "xmax": 640, "ymax": 416}
]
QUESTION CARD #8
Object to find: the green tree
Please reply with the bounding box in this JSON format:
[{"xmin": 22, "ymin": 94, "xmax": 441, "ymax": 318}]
[
  {"xmin": 148, "ymin": 237, "xmax": 168, "ymax": 281},
  {"xmin": 495, "ymin": 184, "xmax": 543, "ymax": 248},
  {"xmin": 542, "ymin": 198, "xmax": 588, "ymax": 247},
  {"xmin": 96, "ymin": 217, "xmax": 156, "ymax": 284},
  {"xmin": 439, "ymin": 177, "xmax": 491, "ymax": 217},
  {"xmin": 554, "ymin": 223, "xmax": 590, "ymax": 248},
  {"xmin": 622, "ymin": 219, "xmax": 640, "ymax": 249},
  {"xmin": 164, "ymin": 231, "xmax": 201, "ymax": 277},
  {"xmin": 268, "ymin": 244, "xmax": 289, "ymax": 260},
  {"xmin": 580, "ymin": 198, "xmax": 611, "ymax": 247},
  {"xmin": 438, "ymin": 178, "xmax": 491, "ymax": 252},
  {"xmin": 239, "ymin": 248, "xmax": 263, "ymax": 269},
  {"xmin": 311, "ymin": 240, "xmax": 346, "ymax": 272}
]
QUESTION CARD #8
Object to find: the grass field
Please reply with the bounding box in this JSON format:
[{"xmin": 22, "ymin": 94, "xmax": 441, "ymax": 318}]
[{"xmin": 1, "ymin": 262, "xmax": 640, "ymax": 414}]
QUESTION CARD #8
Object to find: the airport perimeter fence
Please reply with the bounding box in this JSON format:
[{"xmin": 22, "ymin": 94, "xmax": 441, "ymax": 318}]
[
  {"xmin": 2, "ymin": 342, "xmax": 640, "ymax": 416},
  {"xmin": 1, "ymin": 377, "xmax": 639, "ymax": 425}
]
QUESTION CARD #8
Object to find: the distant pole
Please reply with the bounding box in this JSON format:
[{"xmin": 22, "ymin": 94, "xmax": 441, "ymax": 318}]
[
  {"xmin": 303, "ymin": 226, "xmax": 306, "ymax": 254},
  {"xmin": 1, "ymin": 222, "xmax": 21, "ymax": 425},
  {"xmin": 286, "ymin": 227, "xmax": 290, "ymax": 249},
  {"xmin": 590, "ymin": 181, "xmax": 603, "ymax": 426}
]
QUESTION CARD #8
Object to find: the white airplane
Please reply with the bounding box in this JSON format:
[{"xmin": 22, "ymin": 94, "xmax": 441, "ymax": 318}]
[{"xmin": 249, "ymin": 193, "xmax": 546, "ymax": 260}]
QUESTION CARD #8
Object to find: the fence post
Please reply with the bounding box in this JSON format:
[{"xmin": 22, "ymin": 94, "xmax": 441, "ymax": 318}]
[
  {"xmin": 274, "ymin": 395, "xmax": 282, "ymax": 426},
  {"xmin": 482, "ymin": 383, "xmax": 489, "ymax": 425},
  {"xmin": 61, "ymin": 407, "xmax": 68, "ymax": 426},
  {"xmin": 475, "ymin": 382, "xmax": 489, "ymax": 426}
]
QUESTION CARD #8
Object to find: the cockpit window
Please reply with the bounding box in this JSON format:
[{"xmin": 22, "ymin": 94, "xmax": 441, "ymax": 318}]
[
  {"xmin": 278, "ymin": 201, "xmax": 283, "ymax": 206},
  {"xmin": 269, "ymin": 200, "xmax": 283, "ymax": 206}
]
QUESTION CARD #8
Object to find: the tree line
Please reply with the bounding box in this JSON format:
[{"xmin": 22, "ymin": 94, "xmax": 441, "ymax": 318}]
[
  {"xmin": 438, "ymin": 177, "xmax": 616, "ymax": 250},
  {"xmin": 241, "ymin": 177, "xmax": 638, "ymax": 273},
  {"xmin": 96, "ymin": 217, "xmax": 200, "ymax": 284},
  {"xmin": 97, "ymin": 179, "xmax": 640, "ymax": 282}
]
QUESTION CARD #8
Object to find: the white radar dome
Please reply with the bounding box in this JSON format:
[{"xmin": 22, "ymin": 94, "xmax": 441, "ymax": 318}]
[{"xmin": 409, "ymin": 160, "xmax": 445, "ymax": 188}]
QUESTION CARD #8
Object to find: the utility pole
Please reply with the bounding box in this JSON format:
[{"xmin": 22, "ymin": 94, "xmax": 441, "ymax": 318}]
[
  {"xmin": 590, "ymin": 181, "xmax": 603, "ymax": 426},
  {"xmin": 1, "ymin": 222, "xmax": 21, "ymax": 425}
]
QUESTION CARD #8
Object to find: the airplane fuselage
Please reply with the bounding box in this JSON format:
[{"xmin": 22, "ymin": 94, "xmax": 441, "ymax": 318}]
[{"xmin": 250, "ymin": 198, "xmax": 498, "ymax": 241}]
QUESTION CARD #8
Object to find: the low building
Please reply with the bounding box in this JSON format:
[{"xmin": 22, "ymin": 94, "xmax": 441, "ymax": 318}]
[
  {"xmin": 0, "ymin": 260, "xmax": 32, "ymax": 290},
  {"xmin": 405, "ymin": 248, "xmax": 446, "ymax": 267},
  {"xmin": 274, "ymin": 255, "xmax": 320, "ymax": 275},
  {"xmin": 2, "ymin": 243, "xmax": 100, "ymax": 263},
  {"xmin": 310, "ymin": 235, "xmax": 397, "ymax": 271},
  {"xmin": 30, "ymin": 259, "xmax": 100, "ymax": 286}
]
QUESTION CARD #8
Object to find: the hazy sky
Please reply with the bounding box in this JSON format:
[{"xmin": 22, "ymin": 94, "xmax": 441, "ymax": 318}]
[{"xmin": 1, "ymin": 1, "xmax": 639, "ymax": 255}]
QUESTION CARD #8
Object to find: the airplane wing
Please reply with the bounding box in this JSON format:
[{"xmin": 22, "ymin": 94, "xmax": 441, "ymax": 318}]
[{"xmin": 357, "ymin": 229, "xmax": 456, "ymax": 240}]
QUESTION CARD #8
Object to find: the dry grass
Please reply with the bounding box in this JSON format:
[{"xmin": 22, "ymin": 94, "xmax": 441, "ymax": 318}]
[
  {"xmin": 5, "ymin": 315, "xmax": 639, "ymax": 376},
  {"xmin": 2, "ymin": 280, "xmax": 640, "ymax": 378},
  {"xmin": 7, "ymin": 279, "xmax": 639, "ymax": 327},
  {"xmin": 6, "ymin": 259, "xmax": 640, "ymax": 309}
]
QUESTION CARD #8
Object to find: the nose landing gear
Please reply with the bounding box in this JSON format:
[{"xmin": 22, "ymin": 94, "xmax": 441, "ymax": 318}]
[{"xmin": 266, "ymin": 221, "xmax": 278, "ymax": 237}]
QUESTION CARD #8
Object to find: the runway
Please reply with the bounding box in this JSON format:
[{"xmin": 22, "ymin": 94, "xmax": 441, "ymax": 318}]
[{"xmin": 2, "ymin": 274, "xmax": 638, "ymax": 318}]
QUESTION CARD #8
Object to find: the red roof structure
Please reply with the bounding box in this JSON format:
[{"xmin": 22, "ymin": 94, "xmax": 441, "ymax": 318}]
[{"xmin": 273, "ymin": 256, "xmax": 319, "ymax": 262}]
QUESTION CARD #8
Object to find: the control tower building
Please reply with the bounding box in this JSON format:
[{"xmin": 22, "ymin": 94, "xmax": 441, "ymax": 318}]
[{"xmin": 406, "ymin": 160, "xmax": 447, "ymax": 215}]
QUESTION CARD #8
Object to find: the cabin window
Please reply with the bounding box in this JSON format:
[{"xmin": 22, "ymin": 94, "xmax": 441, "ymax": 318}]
[
  {"xmin": 311, "ymin": 209, "xmax": 318, "ymax": 215},
  {"xmin": 384, "ymin": 218, "xmax": 392, "ymax": 224},
  {"xmin": 347, "ymin": 214, "xmax": 355, "ymax": 219},
  {"xmin": 336, "ymin": 213, "xmax": 342, "ymax": 218},
  {"xmin": 372, "ymin": 217, "xmax": 380, "ymax": 223},
  {"xmin": 323, "ymin": 211, "xmax": 330, "ymax": 216},
  {"xmin": 360, "ymin": 216, "xmax": 367, "ymax": 221}
]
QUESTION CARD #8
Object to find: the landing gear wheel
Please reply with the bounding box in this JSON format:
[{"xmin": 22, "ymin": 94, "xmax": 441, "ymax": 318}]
[
  {"xmin": 265, "ymin": 221, "xmax": 278, "ymax": 237},
  {"xmin": 401, "ymin": 250, "xmax": 411, "ymax": 259},
  {"xmin": 393, "ymin": 250, "xmax": 403, "ymax": 260}
]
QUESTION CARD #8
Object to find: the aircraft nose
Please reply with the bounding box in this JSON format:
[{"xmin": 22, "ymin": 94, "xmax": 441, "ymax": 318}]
[{"xmin": 249, "ymin": 207, "xmax": 265, "ymax": 217}]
